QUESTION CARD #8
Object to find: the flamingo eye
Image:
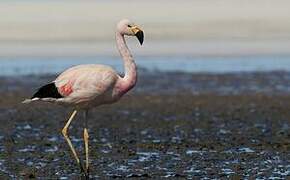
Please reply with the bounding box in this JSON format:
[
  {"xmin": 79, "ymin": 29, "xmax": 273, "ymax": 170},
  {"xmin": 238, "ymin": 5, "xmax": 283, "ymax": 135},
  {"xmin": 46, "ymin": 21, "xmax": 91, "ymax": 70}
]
[{"xmin": 127, "ymin": 25, "xmax": 132, "ymax": 28}]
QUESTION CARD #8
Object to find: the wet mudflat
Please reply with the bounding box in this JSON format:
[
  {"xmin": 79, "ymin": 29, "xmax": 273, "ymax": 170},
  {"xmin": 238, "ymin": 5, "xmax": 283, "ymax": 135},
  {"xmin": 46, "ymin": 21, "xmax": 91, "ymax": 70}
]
[{"xmin": 0, "ymin": 71, "xmax": 289, "ymax": 179}]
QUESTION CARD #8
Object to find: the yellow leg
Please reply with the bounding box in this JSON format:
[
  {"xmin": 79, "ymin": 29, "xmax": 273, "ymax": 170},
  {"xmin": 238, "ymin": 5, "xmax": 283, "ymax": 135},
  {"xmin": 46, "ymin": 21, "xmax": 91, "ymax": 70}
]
[
  {"xmin": 61, "ymin": 110, "xmax": 84, "ymax": 172},
  {"xmin": 84, "ymin": 128, "xmax": 89, "ymax": 175}
]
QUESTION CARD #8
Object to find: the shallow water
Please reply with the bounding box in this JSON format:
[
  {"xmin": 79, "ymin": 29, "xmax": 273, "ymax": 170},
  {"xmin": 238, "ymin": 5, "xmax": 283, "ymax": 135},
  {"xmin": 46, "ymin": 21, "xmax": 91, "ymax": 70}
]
[
  {"xmin": 0, "ymin": 61, "xmax": 290, "ymax": 178},
  {"xmin": 1, "ymin": 122, "xmax": 289, "ymax": 179},
  {"xmin": 1, "ymin": 55, "xmax": 290, "ymax": 76}
]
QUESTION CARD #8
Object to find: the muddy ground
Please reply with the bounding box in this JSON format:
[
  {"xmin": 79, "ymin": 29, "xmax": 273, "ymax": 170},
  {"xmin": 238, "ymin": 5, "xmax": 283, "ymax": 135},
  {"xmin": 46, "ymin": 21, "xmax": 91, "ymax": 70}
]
[{"xmin": 0, "ymin": 71, "xmax": 289, "ymax": 179}]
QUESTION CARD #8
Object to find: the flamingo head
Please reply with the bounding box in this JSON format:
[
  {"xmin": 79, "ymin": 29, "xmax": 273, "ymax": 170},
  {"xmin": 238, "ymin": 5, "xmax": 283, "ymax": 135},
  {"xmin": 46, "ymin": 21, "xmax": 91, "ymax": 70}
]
[{"xmin": 117, "ymin": 19, "xmax": 144, "ymax": 45}]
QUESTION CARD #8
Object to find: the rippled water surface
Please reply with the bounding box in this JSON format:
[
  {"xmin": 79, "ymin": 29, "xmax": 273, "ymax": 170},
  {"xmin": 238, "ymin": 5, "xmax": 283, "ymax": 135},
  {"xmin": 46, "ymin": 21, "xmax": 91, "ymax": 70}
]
[{"xmin": 0, "ymin": 121, "xmax": 289, "ymax": 179}]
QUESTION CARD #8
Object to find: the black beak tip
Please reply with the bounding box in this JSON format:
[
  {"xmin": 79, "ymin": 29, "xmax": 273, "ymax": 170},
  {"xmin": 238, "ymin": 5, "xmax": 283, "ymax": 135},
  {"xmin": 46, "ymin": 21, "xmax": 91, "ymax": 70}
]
[{"xmin": 136, "ymin": 31, "xmax": 144, "ymax": 45}]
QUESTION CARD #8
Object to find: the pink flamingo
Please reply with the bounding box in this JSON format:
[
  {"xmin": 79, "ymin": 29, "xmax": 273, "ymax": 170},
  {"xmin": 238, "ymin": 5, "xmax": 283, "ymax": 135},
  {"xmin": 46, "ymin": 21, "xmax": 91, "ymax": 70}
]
[{"xmin": 23, "ymin": 19, "xmax": 144, "ymax": 178}]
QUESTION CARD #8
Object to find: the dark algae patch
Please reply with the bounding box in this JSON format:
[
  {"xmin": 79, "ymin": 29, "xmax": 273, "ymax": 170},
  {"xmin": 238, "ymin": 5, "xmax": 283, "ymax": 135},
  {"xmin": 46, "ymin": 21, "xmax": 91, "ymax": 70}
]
[{"xmin": 0, "ymin": 71, "xmax": 289, "ymax": 178}]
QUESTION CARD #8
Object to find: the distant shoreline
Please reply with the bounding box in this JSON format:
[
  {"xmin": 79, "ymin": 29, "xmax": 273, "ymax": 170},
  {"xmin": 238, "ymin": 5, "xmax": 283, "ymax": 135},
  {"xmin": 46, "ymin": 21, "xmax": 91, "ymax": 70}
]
[{"xmin": 0, "ymin": 40, "xmax": 290, "ymax": 57}]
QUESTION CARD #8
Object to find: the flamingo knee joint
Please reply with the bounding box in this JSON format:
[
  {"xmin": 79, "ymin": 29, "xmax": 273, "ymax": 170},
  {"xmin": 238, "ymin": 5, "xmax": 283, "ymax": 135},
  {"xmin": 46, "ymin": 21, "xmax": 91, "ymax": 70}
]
[
  {"xmin": 84, "ymin": 128, "xmax": 89, "ymax": 139},
  {"xmin": 62, "ymin": 128, "xmax": 68, "ymax": 137}
]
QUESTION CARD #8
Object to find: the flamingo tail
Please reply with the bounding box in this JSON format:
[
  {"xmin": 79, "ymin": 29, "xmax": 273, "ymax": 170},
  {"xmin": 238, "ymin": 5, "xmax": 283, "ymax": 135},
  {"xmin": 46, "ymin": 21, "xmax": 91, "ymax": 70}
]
[{"xmin": 22, "ymin": 82, "xmax": 63, "ymax": 104}]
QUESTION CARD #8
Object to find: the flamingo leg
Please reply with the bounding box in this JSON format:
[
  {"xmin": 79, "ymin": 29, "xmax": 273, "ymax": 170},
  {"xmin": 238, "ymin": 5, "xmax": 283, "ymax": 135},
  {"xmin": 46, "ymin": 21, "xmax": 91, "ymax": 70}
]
[
  {"xmin": 83, "ymin": 110, "xmax": 90, "ymax": 177},
  {"xmin": 61, "ymin": 110, "xmax": 85, "ymax": 173}
]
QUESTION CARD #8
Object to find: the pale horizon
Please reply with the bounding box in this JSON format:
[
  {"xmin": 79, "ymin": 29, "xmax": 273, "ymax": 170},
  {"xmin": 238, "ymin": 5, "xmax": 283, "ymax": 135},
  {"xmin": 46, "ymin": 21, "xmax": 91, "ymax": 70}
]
[{"xmin": 0, "ymin": 0, "xmax": 290, "ymax": 57}]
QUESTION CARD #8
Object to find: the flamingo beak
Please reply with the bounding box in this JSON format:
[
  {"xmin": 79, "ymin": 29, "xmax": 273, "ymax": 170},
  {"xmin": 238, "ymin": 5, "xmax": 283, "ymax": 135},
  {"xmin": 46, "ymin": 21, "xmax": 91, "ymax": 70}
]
[{"xmin": 131, "ymin": 26, "xmax": 144, "ymax": 45}]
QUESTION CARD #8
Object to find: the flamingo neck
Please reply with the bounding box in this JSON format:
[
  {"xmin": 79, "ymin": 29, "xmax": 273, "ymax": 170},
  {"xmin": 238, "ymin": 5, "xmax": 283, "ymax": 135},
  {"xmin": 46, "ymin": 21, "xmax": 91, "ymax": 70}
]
[{"xmin": 115, "ymin": 32, "xmax": 137, "ymax": 96}]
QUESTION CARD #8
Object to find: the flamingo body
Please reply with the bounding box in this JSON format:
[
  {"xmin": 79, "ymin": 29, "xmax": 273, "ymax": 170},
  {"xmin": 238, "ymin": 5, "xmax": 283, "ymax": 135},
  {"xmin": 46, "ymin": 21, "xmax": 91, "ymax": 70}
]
[
  {"xmin": 53, "ymin": 64, "xmax": 121, "ymax": 108},
  {"xmin": 24, "ymin": 19, "xmax": 143, "ymax": 110}
]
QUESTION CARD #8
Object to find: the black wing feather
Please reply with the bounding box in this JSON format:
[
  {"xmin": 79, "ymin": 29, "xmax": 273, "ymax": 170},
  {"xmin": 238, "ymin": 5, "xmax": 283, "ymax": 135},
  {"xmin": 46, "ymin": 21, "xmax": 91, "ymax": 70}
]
[{"xmin": 32, "ymin": 82, "xmax": 63, "ymax": 99}]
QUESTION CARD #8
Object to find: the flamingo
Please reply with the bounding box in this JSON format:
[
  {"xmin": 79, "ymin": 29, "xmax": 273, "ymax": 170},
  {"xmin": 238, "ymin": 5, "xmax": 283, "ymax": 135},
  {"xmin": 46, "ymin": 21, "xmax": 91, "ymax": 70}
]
[{"xmin": 23, "ymin": 19, "xmax": 144, "ymax": 178}]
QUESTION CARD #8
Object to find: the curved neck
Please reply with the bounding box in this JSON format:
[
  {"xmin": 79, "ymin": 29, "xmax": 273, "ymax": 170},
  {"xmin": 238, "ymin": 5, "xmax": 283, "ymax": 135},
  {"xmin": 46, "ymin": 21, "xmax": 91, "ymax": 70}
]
[{"xmin": 115, "ymin": 32, "xmax": 137, "ymax": 94}]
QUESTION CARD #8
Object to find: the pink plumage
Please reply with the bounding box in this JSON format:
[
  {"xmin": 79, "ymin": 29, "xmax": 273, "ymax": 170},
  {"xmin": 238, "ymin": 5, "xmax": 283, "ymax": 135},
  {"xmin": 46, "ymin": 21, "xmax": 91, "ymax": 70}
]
[
  {"xmin": 22, "ymin": 19, "xmax": 144, "ymax": 178},
  {"xmin": 23, "ymin": 19, "xmax": 144, "ymax": 110}
]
